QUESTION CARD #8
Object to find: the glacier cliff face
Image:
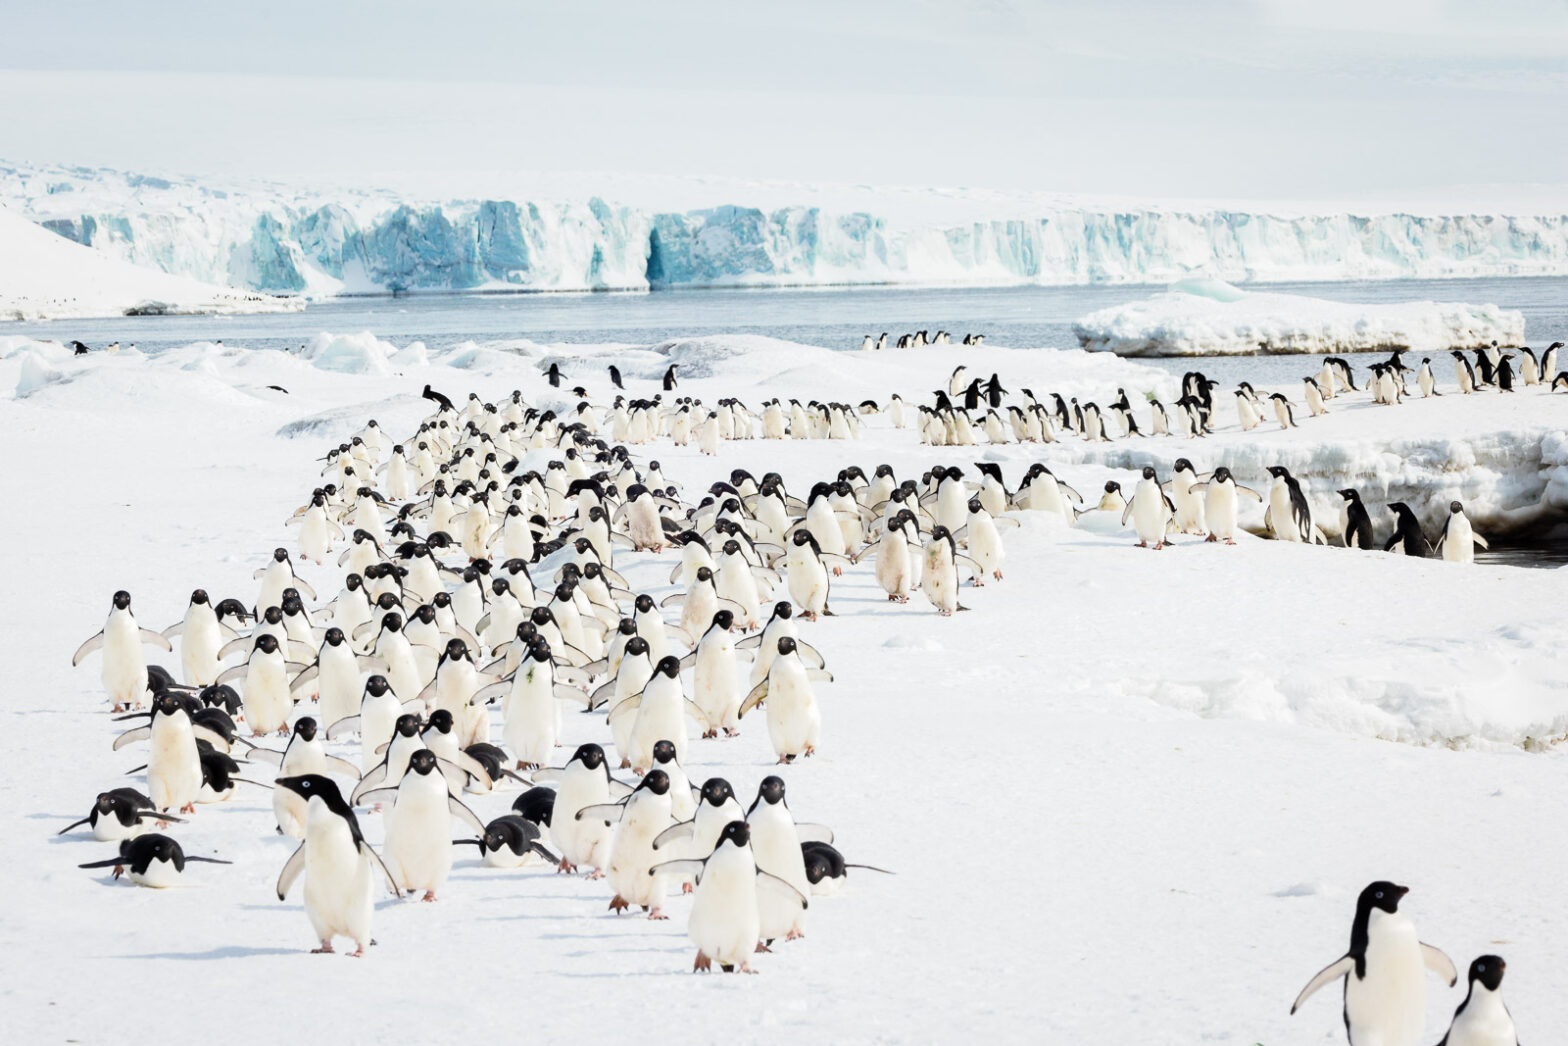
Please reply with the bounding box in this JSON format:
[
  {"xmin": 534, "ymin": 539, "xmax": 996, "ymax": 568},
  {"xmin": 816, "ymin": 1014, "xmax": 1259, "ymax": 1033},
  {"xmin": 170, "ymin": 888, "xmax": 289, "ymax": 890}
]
[{"xmin": 7, "ymin": 163, "xmax": 1568, "ymax": 295}]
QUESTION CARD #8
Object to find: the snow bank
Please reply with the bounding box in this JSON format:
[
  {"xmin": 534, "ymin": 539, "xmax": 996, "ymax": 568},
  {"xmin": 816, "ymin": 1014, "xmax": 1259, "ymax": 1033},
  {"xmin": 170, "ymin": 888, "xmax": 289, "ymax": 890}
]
[
  {"xmin": 12, "ymin": 161, "xmax": 1568, "ymax": 295},
  {"xmin": 0, "ymin": 205, "xmax": 302, "ymax": 322},
  {"xmin": 1073, "ymin": 281, "xmax": 1525, "ymax": 356}
]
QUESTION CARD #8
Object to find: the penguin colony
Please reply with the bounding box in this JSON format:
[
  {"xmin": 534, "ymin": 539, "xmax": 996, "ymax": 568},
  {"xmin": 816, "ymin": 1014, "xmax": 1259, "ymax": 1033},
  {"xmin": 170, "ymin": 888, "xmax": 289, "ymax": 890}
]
[
  {"xmin": 62, "ymin": 337, "xmax": 1555, "ymax": 1009},
  {"xmin": 67, "ymin": 380, "xmax": 908, "ymax": 972}
]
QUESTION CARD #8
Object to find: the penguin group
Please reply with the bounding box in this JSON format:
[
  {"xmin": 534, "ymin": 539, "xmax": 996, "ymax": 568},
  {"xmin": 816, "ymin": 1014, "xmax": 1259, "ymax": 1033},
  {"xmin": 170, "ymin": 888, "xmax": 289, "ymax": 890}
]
[
  {"xmin": 66, "ymin": 378, "xmax": 900, "ymax": 969},
  {"xmin": 857, "ymin": 330, "xmax": 984, "ymax": 350}
]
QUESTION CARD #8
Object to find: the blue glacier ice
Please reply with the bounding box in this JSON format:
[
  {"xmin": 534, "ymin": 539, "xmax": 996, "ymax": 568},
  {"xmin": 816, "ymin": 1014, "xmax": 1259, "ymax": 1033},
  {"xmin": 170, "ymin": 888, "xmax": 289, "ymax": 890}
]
[{"xmin": 6, "ymin": 162, "xmax": 1568, "ymax": 296}]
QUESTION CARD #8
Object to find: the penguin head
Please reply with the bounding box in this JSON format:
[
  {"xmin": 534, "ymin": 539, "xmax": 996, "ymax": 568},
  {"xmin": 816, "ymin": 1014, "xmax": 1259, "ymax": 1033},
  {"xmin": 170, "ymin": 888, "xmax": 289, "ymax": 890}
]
[
  {"xmin": 1141, "ymin": 466, "xmax": 1157, "ymax": 480},
  {"xmin": 293, "ymin": 717, "xmax": 318, "ymax": 742},
  {"xmin": 710, "ymin": 609, "xmax": 735, "ymax": 633},
  {"xmin": 530, "ymin": 606, "xmax": 555, "ymax": 628},
  {"xmin": 413, "ymin": 605, "xmax": 436, "ymax": 625},
  {"xmin": 967, "ymin": 497, "xmax": 984, "ymax": 514},
  {"xmin": 373, "ymin": 592, "xmax": 399, "ymax": 612},
  {"xmin": 615, "ymin": 617, "xmax": 637, "ymax": 637},
  {"xmin": 112, "ymin": 590, "xmax": 132, "ymax": 611},
  {"xmin": 651, "ymin": 739, "xmax": 678, "ymax": 765},
  {"xmin": 776, "ymin": 636, "xmax": 797, "ymax": 657},
  {"xmin": 189, "ymin": 589, "xmax": 209, "ymax": 606},
  {"xmin": 152, "ymin": 691, "xmax": 185, "ymax": 719},
  {"xmin": 432, "ymin": 591, "xmax": 451, "ymax": 609},
  {"xmin": 721, "ymin": 539, "xmax": 743, "ymax": 557},
  {"xmin": 254, "ymin": 633, "xmax": 281, "ymax": 656},
  {"xmin": 772, "ymin": 601, "xmax": 794, "ymax": 621},
  {"xmin": 718, "ymin": 820, "xmax": 751, "ymax": 849},
  {"xmin": 696, "ymin": 567, "xmax": 714, "ymax": 584},
  {"xmin": 442, "ymin": 638, "xmax": 468, "ymax": 663},
  {"xmin": 393, "ymin": 714, "xmax": 421, "ymax": 738},
  {"xmin": 1266, "ymin": 466, "xmax": 1288, "ymax": 478},
  {"xmin": 571, "ymin": 743, "xmax": 606, "ymax": 771},
  {"xmin": 1336, "ymin": 489, "xmax": 1359, "ymax": 501},
  {"xmin": 634, "ymin": 594, "xmax": 655, "ymax": 614},
  {"xmin": 1104, "ymin": 481, "xmax": 1121, "ymax": 494},
  {"xmin": 655, "ymin": 655, "xmax": 681, "ymax": 679},
  {"xmin": 624, "ymin": 637, "xmax": 650, "ymax": 658},
  {"xmin": 1468, "ymin": 955, "xmax": 1506, "ymax": 992},
  {"xmin": 755, "ymin": 775, "xmax": 786, "ymax": 806},
  {"xmin": 700, "ymin": 778, "xmax": 735, "ymax": 807},
  {"xmin": 640, "ymin": 769, "xmax": 671, "ymax": 796},
  {"xmin": 424, "ymin": 709, "xmax": 455, "ymax": 735},
  {"xmin": 365, "ymin": 675, "xmax": 391, "ymax": 698},
  {"xmin": 324, "ymin": 627, "xmax": 346, "ymax": 647},
  {"xmin": 1449, "ymin": 500, "xmax": 1464, "ymax": 514},
  {"xmin": 272, "ymin": 548, "xmax": 290, "ymax": 563},
  {"xmin": 408, "ymin": 749, "xmax": 438, "ymax": 776},
  {"xmin": 1359, "ymin": 880, "xmax": 1407, "ymax": 915},
  {"xmin": 379, "ymin": 611, "xmax": 404, "ymax": 633},
  {"xmin": 514, "ymin": 622, "xmax": 539, "ymax": 644},
  {"xmin": 345, "ymin": 573, "xmax": 364, "ymax": 592},
  {"xmin": 491, "ymin": 577, "xmax": 512, "ymax": 597}
]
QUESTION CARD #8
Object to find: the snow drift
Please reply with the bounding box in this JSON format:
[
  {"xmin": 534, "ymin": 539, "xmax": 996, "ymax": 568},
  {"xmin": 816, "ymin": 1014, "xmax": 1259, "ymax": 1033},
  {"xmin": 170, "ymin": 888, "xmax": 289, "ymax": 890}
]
[
  {"xmin": 9, "ymin": 162, "xmax": 1568, "ymax": 296},
  {"xmin": 1072, "ymin": 279, "xmax": 1525, "ymax": 356}
]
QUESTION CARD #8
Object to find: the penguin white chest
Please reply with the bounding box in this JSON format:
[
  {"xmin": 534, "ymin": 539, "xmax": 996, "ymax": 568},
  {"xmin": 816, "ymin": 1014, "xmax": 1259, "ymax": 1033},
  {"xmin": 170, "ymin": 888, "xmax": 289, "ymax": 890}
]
[{"xmin": 1347, "ymin": 913, "xmax": 1426, "ymax": 1046}]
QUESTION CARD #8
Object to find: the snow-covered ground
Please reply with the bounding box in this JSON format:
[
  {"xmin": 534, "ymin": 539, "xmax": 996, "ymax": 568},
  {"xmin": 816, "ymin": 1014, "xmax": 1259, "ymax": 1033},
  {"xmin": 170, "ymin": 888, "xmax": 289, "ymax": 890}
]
[
  {"xmin": 1074, "ymin": 278, "xmax": 1526, "ymax": 356},
  {"xmin": 9, "ymin": 160, "xmax": 1568, "ymax": 296},
  {"xmin": 0, "ymin": 205, "xmax": 301, "ymax": 322},
  {"xmin": 6, "ymin": 332, "xmax": 1567, "ymax": 1043}
]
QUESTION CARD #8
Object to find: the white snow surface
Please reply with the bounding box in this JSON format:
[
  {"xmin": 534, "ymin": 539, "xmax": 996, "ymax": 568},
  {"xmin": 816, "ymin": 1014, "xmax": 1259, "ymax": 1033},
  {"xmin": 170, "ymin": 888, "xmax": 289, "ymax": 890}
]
[
  {"xmin": 0, "ymin": 204, "xmax": 302, "ymax": 321},
  {"xmin": 9, "ymin": 161, "xmax": 1568, "ymax": 295},
  {"xmin": 6, "ymin": 332, "xmax": 1568, "ymax": 1042},
  {"xmin": 1074, "ymin": 279, "xmax": 1527, "ymax": 356}
]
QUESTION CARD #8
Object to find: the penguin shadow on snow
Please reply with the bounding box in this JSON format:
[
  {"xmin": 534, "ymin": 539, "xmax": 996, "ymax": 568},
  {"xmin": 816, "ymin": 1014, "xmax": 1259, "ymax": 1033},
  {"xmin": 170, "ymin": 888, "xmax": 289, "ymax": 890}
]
[{"xmin": 117, "ymin": 945, "xmax": 301, "ymax": 960}]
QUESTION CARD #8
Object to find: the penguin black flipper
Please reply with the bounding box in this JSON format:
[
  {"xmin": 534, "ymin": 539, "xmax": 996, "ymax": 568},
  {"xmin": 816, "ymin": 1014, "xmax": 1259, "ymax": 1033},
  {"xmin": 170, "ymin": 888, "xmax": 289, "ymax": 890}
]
[
  {"xmin": 448, "ymin": 795, "xmax": 487, "ymax": 836},
  {"xmin": 575, "ymin": 802, "xmax": 626, "ymax": 824},
  {"xmin": 649, "ymin": 858, "xmax": 705, "ymax": 881},
  {"xmin": 72, "ymin": 632, "xmax": 105, "ymax": 666},
  {"xmin": 360, "ymin": 841, "xmax": 402, "ymax": 896},
  {"xmin": 1290, "ymin": 955, "xmax": 1354, "ymax": 1014},
  {"xmin": 793, "ymin": 822, "xmax": 835, "ymax": 845},
  {"xmin": 652, "ymin": 821, "xmax": 694, "ymax": 851},
  {"xmin": 1422, "ymin": 943, "xmax": 1458, "ymax": 985},
  {"xmin": 756, "ymin": 870, "xmax": 809, "ymax": 910},
  {"xmin": 529, "ymin": 841, "xmax": 561, "ymax": 864},
  {"xmin": 739, "ymin": 680, "xmax": 768, "ymax": 718},
  {"xmin": 57, "ymin": 816, "xmax": 93, "ymax": 835}
]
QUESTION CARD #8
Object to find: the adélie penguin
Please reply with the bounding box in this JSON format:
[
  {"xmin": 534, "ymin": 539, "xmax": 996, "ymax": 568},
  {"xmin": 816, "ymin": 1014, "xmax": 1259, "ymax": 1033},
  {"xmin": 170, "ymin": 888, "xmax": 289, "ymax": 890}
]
[
  {"xmin": 79, "ymin": 833, "xmax": 230, "ymax": 888},
  {"xmin": 1291, "ymin": 881, "xmax": 1456, "ymax": 1046},
  {"xmin": 454, "ymin": 814, "xmax": 560, "ymax": 869},
  {"xmin": 1337, "ymin": 489, "xmax": 1376, "ymax": 550},
  {"xmin": 275, "ymin": 775, "xmax": 400, "ymax": 955},
  {"xmin": 1435, "ymin": 501, "xmax": 1489, "ymax": 565},
  {"xmin": 1436, "ymin": 955, "xmax": 1518, "ymax": 1046},
  {"xmin": 651, "ymin": 820, "xmax": 807, "ymax": 974},
  {"xmin": 1385, "ymin": 503, "xmax": 1430, "ymax": 557},
  {"xmin": 746, "ymin": 776, "xmax": 832, "ymax": 946},
  {"xmin": 73, "ymin": 590, "xmax": 173, "ymax": 712},
  {"xmin": 740, "ymin": 637, "xmax": 828, "ymax": 763},
  {"xmin": 578, "ymin": 768, "xmax": 677, "ymax": 918},
  {"xmin": 1191, "ymin": 467, "xmax": 1261, "ymax": 545},
  {"xmin": 356, "ymin": 748, "xmax": 486, "ymax": 901},
  {"xmin": 58, "ymin": 787, "xmax": 184, "ymax": 841}
]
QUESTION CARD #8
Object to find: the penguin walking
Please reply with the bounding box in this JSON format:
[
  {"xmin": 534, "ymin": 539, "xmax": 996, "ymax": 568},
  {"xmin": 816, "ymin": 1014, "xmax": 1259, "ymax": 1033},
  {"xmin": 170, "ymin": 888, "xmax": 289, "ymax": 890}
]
[
  {"xmin": 1436, "ymin": 955, "xmax": 1518, "ymax": 1046},
  {"xmin": 746, "ymin": 776, "xmax": 827, "ymax": 945},
  {"xmin": 690, "ymin": 611, "xmax": 745, "ymax": 738},
  {"xmin": 74, "ymin": 590, "xmax": 173, "ymax": 712},
  {"xmin": 275, "ymin": 775, "xmax": 399, "ymax": 955},
  {"xmin": 662, "ymin": 364, "xmax": 679, "ymax": 391},
  {"xmin": 608, "ymin": 365, "xmax": 624, "ymax": 390},
  {"xmin": 1264, "ymin": 466, "xmax": 1323, "ymax": 544},
  {"xmin": 1192, "ymin": 467, "xmax": 1261, "ymax": 545},
  {"xmin": 79, "ymin": 833, "xmax": 230, "ymax": 888},
  {"xmin": 1418, "ymin": 358, "xmax": 1441, "ymax": 397},
  {"xmin": 1291, "ymin": 881, "xmax": 1456, "ymax": 1046},
  {"xmin": 784, "ymin": 529, "xmax": 837, "ymax": 620},
  {"xmin": 919, "ymin": 525, "xmax": 969, "ymax": 615},
  {"xmin": 1385, "ymin": 503, "xmax": 1430, "ymax": 557},
  {"xmin": 361, "ymin": 749, "xmax": 485, "ymax": 901},
  {"xmin": 579, "ymin": 770, "xmax": 677, "ymax": 919},
  {"xmin": 162, "ymin": 589, "xmax": 232, "ymax": 687},
  {"xmin": 114, "ymin": 691, "xmax": 203, "ymax": 813},
  {"xmin": 1122, "ymin": 466, "xmax": 1174, "ymax": 549},
  {"xmin": 1337, "ymin": 489, "xmax": 1376, "ymax": 550},
  {"xmin": 959, "ymin": 497, "xmax": 1013, "ymax": 583},
  {"xmin": 545, "ymin": 743, "xmax": 624, "ymax": 877},
  {"xmin": 741, "ymin": 637, "xmax": 827, "ymax": 763},
  {"xmin": 652, "ymin": 820, "xmax": 807, "ymax": 974},
  {"xmin": 1435, "ymin": 501, "xmax": 1489, "ymax": 564}
]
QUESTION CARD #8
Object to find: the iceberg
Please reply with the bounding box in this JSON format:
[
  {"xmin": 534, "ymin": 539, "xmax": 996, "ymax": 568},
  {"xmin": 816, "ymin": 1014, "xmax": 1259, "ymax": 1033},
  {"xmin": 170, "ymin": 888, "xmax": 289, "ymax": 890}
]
[
  {"xmin": 1072, "ymin": 281, "xmax": 1525, "ymax": 356},
  {"xmin": 7, "ymin": 162, "xmax": 1568, "ymax": 297}
]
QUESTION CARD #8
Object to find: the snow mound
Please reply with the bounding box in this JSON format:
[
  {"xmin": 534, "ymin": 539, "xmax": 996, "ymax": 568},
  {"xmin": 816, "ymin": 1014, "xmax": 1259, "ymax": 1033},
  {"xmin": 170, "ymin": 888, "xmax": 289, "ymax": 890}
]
[
  {"xmin": 1073, "ymin": 283, "xmax": 1525, "ymax": 356},
  {"xmin": 0, "ymin": 204, "xmax": 302, "ymax": 321},
  {"xmin": 301, "ymin": 331, "xmax": 401, "ymax": 375}
]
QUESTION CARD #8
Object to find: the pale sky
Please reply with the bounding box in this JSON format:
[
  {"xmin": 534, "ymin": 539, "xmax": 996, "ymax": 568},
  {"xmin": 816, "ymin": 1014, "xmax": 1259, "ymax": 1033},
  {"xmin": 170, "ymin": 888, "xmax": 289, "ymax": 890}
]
[{"xmin": 5, "ymin": 0, "xmax": 1568, "ymax": 203}]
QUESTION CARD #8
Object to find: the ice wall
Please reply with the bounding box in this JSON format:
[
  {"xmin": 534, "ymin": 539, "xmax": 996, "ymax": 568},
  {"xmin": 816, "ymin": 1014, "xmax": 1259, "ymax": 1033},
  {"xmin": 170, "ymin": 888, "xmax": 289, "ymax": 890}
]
[{"xmin": 8, "ymin": 163, "xmax": 1568, "ymax": 296}]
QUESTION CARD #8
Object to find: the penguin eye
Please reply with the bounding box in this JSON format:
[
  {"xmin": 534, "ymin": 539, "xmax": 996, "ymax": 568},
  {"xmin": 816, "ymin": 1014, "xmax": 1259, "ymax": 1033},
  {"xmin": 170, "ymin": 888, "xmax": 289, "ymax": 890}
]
[{"xmin": 1374, "ymin": 890, "xmax": 1383, "ymax": 899}]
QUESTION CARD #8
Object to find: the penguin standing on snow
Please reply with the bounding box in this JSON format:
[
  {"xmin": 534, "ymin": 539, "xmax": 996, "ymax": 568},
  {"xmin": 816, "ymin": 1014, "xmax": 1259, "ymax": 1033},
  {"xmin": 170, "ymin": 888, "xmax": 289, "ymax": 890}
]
[
  {"xmin": 651, "ymin": 820, "xmax": 807, "ymax": 974},
  {"xmin": 1436, "ymin": 955, "xmax": 1518, "ymax": 1046},
  {"xmin": 608, "ymin": 365, "xmax": 624, "ymax": 390},
  {"xmin": 1122, "ymin": 466, "xmax": 1174, "ymax": 549},
  {"xmin": 1435, "ymin": 501, "xmax": 1489, "ymax": 565},
  {"xmin": 1385, "ymin": 503, "xmax": 1430, "ymax": 557},
  {"xmin": 1337, "ymin": 489, "xmax": 1376, "ymax": 550},
  {"xmin": 73, "ymin": 590, "xmax": 173, "ymax": 712},
  {"xmin": 662, "ymin": 365, "xmax": 679, "ymax": 391},
  {"xmin": 1263, "ymin": 466, "xmax": 1322, "ymax": 544},
  {"xmin": 545, "ymin": 362, "xmax": 565, "ymax": 388},
  {"xmin": 1291, "ymin": 881, "xmax": 1456, "ymax": 1046},
  {"xmin": 1192, "ymin": 467, "xmax": 1261, "ymax": 545},
  {"xmin": 275, "ymin": 775, "xmax": 399, "ymax": 955}
]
